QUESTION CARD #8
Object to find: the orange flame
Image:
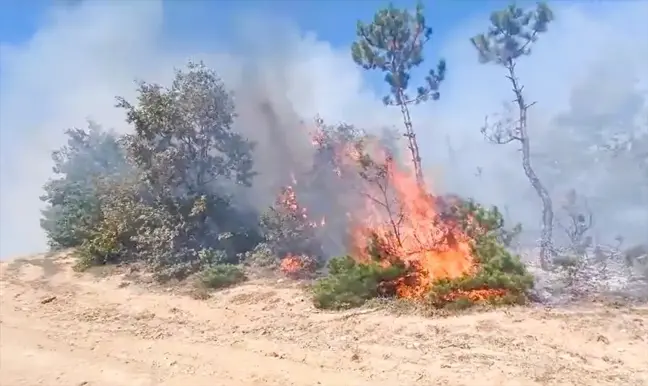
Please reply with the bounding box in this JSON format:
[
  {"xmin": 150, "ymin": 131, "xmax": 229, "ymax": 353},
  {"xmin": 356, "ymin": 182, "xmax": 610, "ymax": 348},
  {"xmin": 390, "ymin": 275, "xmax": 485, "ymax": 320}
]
[
  {"xmin": 280, "ymin": 254, "xmax": 315, "ymax": 277},
  {"xmin": 276, "ymin": 120, "xmax": 505, "ymax": 303},
  {"xmin": 340, "ymin": 140, "xmax": 477, "ymax": 299},
  {"xmin": 280, "ymin": 254, "xmax": 304, "ymax": 275}
]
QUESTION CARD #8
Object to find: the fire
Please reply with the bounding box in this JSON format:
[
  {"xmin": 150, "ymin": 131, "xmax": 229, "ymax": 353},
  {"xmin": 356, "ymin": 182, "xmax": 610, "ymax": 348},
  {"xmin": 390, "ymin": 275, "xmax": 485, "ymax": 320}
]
[
  {"xmin": 348, "ymin": 151, "xmax": 476, "ymax": 298},
  {"xmin": 280, "ymin": 254, "xmax": 304, "ymax": 275},
  {"xmin": 280, "ymin": 254, "xmax": 316, "ymax": 278},
  {"xmin": 278, "ymin": 185, "xmax": 307, "ymax": 219},
  {"xmin": 277, "ymin": 182, "xmax": 322, "ymax": 229},
  {"xmin": 297, "ymin": 130, "xmax": 478, "ymax": 300},
  {"xmin": 273, "ymin": 170, "xmax": 323, "ymax": 279},
  {"xmin": 274, "ymin": 119, "xmax": 504, "ymax": 304}
]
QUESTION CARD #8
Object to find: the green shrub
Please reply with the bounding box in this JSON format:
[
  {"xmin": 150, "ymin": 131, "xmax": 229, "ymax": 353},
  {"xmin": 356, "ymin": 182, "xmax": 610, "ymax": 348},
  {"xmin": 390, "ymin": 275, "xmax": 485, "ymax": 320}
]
[
  {"xmin": 73, "ymin": 228, "xmax": 122, "ymax": 272},
  {"xmin": 72, "ymin": 177, "xmax": 143, "ymax": 272},
  {"xmin": 199, "ymin": 264, "xmax": 247, "ymax": 289},
  {"xmin": 71, "ymin": 62, "xmax": 261, "ymax": 275},
  {"xmin": 311, "ymin": 199, "xmax": 534, "ymax": 312},
  {"xmin": 312, "ymin": 255, "xmax": 407, "ymax": 310},
  {"xmin": 243, "ymin": 242, "xmax": 281, "ymax": 268},
  {"xmin": 427, "ymin": 201, "xmax": 533, "ymax": 309},
  {"xmin": 40, "ymin": 124, "xmax": 129, "ymax": 250}
]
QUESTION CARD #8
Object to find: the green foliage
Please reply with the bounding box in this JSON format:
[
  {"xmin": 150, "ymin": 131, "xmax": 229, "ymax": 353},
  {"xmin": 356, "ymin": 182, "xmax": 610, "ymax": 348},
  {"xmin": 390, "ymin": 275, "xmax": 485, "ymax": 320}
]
[
  {"xmin": 39, "ymin": 36, "xmax": 539, "ymax": 313},
  {"xmin": 351, "ymin": 1, "xmax": 446, "ymax": 185},
  {"xmin": 441, "ymin": 196, "xmax": 522, "ymax": 247},
  {"xmin": 118, "ymin": 61, "xmax": 261, "ymax": 266},
  {"xmin": 470, "ymin": 2, "xmax": 554, "ymax": 66},
  {"xmin": 62, "ymin": 62, "xmax": 263, "ymax": 275},
  {"xmin": 471, "ymin": 2, "xmax": 556, "ymax": 271},
  {"xmin": 427, "ymin": 243, "xmax": 533, "ymax": 308},
  {"xmin": 351, "ymin": 1, "xmax": 446, "ymax": 105},
  {"xmin": 308, "ymin": 128, "xmax": 532, "ymax": 312},
  {"xmin": 200, "ymin": 264, "xmax": 247, "ymax": 289},
  {"xmin": 312, "ymin": 255, "xmax": 407, "ymax": 310},
  {"xmin": 77, "ymin": 62, "xmax": 259, "ymax": 271},
  {"xmin": 40, "ymin": 123, "xmax": 129, "ymax": 249},
  {"xmin": 242, "ymin": 242, "xmax": 280, "ymax": 268},
  {"xmin": 41, "ymin": 181, "xmax": 101, "ymax": 250},
  {"xmin": 117, "ymin": 61, "xmax": 257, "ymax": 190},
  {"xmin": 311, "ymin": 197, "xmax": 533, "ymax": 311},
  {"xmin": 72, "ymin": 175, "xmax": 143, "ymax": 271},
  {"xmin": 429, "ymin": 198, "xmax": 533, "ymax": 308}
]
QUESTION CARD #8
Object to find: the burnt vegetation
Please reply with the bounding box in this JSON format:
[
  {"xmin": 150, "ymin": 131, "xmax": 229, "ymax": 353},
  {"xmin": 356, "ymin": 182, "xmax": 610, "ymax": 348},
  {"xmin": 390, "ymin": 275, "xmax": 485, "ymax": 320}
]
[{"xmin": 40, "ymin": 1, "xmax": 647, "ymax": 311}]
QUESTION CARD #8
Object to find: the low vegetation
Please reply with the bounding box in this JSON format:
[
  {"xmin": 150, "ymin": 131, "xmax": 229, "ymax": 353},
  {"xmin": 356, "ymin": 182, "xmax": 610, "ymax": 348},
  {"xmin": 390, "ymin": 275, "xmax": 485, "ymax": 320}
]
[
  {"xmin": 199, "ymin": 264, "xmax": 247, "ymax": 289},
  {"xmin": 313, "ymin": 202, "xmax": 533, "ymax": 310}
]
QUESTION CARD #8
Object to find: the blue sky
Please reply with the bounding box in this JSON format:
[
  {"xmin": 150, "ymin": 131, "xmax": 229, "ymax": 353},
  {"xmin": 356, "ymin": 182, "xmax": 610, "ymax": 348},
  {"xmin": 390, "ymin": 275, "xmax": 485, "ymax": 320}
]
[
  {"xmin": 0, "ymin": 0, "xmax": 646, "ymax": 258},
  {"xmin": 159, "ymin": 0, "xmax": 498, "ymax": 46},
  {"xmin": 1, "ymin": 0, "xmax": 497, "ymax": 46},
  {"xmin": 0, "ymin": 0, "xmax": 504, "ymax": 95}
]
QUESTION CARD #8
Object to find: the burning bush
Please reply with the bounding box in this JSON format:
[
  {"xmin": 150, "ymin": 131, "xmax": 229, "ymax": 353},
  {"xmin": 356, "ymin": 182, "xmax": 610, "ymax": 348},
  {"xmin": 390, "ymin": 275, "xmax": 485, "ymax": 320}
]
[
  {"xmin": 280, "ymin": 254, "xmax": 318, "ymax": 278},
  {"xmin": 260, "ymin": 184, "xmax": 325, "ymax": 268},
  {"xmin": 423, "ymin": 199, "xmax": 534, "ymax": 307},
  {"xmin": 312, "ymin": 201, "xmax": 533, "ymax": 310},
  {"xmin": 309, "ymin": 135, "xmax": 533, "ymax": 310}
]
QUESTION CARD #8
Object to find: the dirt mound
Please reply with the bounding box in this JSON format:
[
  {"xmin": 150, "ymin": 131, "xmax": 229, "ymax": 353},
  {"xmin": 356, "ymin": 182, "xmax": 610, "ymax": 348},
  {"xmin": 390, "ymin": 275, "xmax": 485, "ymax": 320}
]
[{"xmin": 1, "ymin": 251, "xmax": 647, "ymax": 386}]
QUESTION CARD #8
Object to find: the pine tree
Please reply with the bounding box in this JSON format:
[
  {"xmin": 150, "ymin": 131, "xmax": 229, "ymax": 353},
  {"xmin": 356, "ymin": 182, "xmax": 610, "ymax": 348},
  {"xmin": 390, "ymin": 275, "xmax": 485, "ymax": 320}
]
[
  {"xmin": 351, "ymin": 1, "xmax": 446, "ymax": 187},
  {"xmin": 470, "ymin": 2, "xmax": 555, "ymax": 269}
]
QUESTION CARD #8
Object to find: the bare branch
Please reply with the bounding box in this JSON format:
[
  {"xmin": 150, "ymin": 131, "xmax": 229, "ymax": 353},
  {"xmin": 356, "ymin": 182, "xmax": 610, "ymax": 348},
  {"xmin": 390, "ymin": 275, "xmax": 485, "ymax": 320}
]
[{"xmin": 481, "ymin": 112, "xmax": 523, "ymax": 145}]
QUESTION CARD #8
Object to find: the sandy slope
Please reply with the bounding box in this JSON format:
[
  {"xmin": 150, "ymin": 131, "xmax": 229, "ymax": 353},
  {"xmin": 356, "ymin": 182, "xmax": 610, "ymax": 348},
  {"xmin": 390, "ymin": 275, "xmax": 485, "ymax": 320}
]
[{"xmin": 1, "ymin": 252, "xmax": 647, "ymax": 386}]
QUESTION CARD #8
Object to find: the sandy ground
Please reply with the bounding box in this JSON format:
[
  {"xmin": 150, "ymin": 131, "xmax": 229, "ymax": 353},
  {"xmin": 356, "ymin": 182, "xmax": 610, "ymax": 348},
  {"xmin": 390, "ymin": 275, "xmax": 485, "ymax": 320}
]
[{"xmin": 1, "ymin": 252, "xmax": 647, "ymax": 386}]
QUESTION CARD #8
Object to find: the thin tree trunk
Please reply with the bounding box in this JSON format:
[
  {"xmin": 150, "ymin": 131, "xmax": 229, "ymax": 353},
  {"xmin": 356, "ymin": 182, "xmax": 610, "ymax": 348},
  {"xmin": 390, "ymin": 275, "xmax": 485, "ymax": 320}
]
[
  {"xmin": 397, "ymin": 90, "xmax": 425, "ymax": 188},
  {"xmin": 507, "ymin": 61, "xmax": 554, "ymax": 270}
]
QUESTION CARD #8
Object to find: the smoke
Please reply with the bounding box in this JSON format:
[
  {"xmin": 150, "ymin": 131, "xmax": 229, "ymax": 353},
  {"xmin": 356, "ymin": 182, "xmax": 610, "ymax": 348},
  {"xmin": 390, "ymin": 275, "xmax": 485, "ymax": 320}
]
[{"xmin": 1, "ymin": 0, "xmax": 646, "ymax": 259}]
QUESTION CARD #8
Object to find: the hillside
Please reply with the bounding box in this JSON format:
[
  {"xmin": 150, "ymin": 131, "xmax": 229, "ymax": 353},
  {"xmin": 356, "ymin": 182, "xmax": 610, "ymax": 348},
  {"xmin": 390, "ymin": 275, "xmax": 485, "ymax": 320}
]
[{"xmin": 1, "ymin": 251, "xmax": 647, "ymax": 386}]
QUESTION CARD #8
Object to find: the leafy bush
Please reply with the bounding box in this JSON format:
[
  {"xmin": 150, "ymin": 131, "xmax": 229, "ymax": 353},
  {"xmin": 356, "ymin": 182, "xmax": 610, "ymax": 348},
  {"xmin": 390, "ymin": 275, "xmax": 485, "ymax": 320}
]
[
  {"xmin": 312, "ymin": 255, "xmax": 407, "ymax": 310},
  {"xmin": 40, "ymin": 180, "xmax": 101, "ymax": 250},
  {"xmin": 66, "ymin": 62, "xmax": 261, "ymax": 275},
  {"xmin": 439, "ymin": 196, "xmax": 522, "ymax": 247},
  {"xmin": 242, "ymin": 242, "xmax": 281, "ymax": 268},
  {"xmin": 427, "ymin": 199, "xmax": 533, "ymax": 308},
  {"xmin": 199, "ymin": 264, "xmax": 247, "ymax": 289},
  {"xmin": 311, "ymin": 199, "xmax": 534, "ymax": 311},
  {"xmin": 40, "ymin": 123, "xmax": 129, "ymax": 250},
  {"xmin": 71, "ymin": 175, "xmax": 141, "ymax": 271}
]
